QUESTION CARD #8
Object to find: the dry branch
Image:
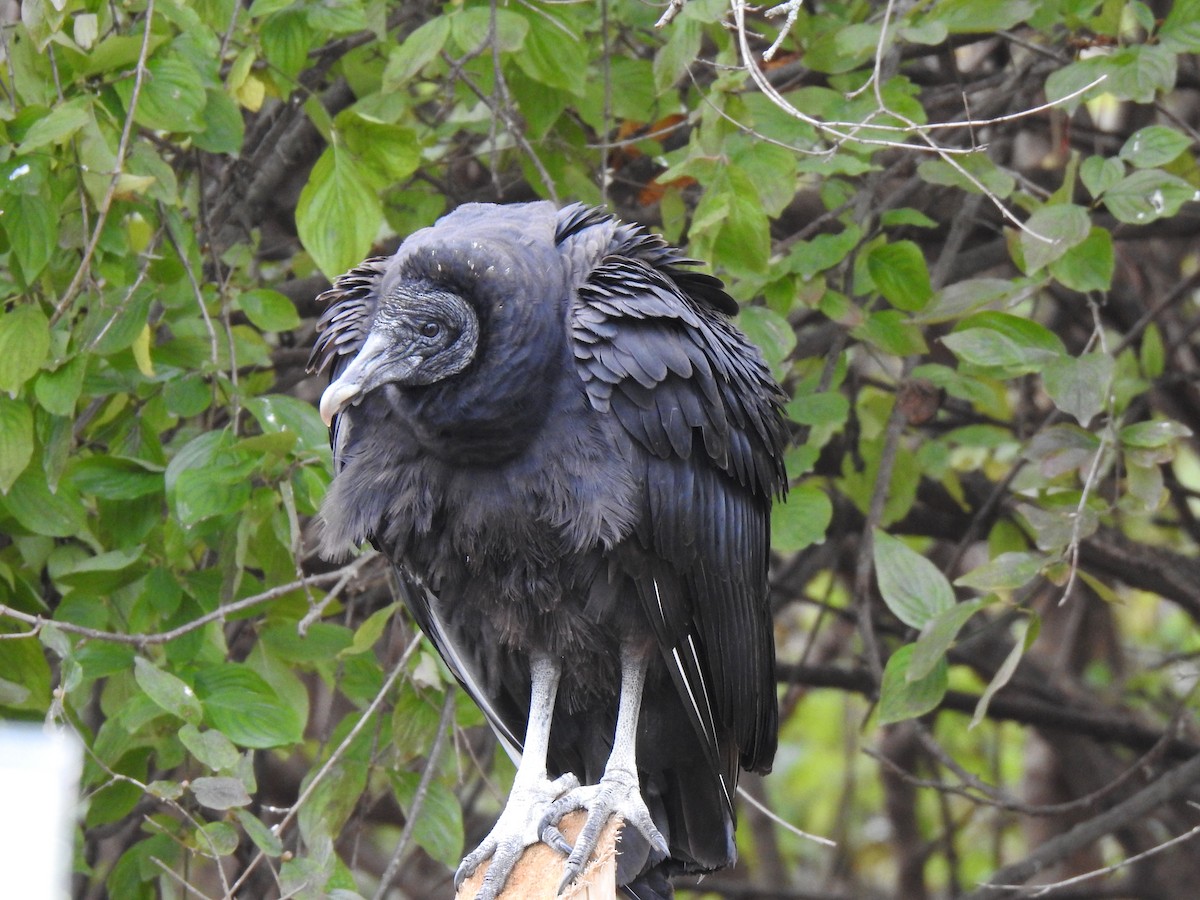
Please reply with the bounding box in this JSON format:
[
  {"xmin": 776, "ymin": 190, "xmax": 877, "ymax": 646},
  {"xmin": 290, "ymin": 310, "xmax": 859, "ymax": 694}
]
[{"xmin": 455, "ymin": 812, "xmax": 622, "ymax": 900}]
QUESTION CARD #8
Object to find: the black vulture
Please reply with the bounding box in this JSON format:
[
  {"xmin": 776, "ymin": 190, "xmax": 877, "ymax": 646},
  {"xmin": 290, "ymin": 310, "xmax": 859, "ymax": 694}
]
[{"xmin": 308, "ymin": 202, "xmax": 788, "ymax": 899}]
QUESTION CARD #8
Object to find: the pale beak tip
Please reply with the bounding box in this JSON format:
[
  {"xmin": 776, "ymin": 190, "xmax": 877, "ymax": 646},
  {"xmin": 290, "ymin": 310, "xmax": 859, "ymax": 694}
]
[{"xmin": 319, "ymin": 381, "xmax": 362, "ymax": 427}]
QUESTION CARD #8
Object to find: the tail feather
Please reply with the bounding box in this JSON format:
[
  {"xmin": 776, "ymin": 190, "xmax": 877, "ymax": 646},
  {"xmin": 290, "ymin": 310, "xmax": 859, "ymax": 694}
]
[{"xmin": 622, "ymin": 866, "xmax": 674, "ymax": 900}]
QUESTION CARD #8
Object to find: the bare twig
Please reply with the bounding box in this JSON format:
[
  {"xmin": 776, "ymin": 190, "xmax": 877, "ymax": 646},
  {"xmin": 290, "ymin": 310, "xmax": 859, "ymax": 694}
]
[
  {"xmin": 962, "ymin": 753, "xmax": 1200, "ymax": 899},
  {"xmin": 737, "ymin": 784, "xmax": 837, "ymax": 847},
  {"xmin": 1017, "ymin": 815, "xmax": 1200, "ymax": 897},
  {"xmin": 372, "ymin": 687, "xmax": 458, "ymax": 900},
  {"xmin": 0, "ymin": 554, "xmax": 378, "ymax": 647}
]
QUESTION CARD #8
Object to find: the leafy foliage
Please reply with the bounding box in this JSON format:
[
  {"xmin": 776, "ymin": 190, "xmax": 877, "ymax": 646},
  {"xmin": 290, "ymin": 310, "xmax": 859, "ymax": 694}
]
[{"xmin": 2, "ymin": 0, "xmax": 1200, "ymax": 897}]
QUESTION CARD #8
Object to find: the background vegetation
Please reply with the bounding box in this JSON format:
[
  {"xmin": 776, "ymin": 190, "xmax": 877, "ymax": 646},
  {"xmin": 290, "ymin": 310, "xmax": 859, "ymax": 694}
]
[{"xmin": 2, "ymin": 0, "xmax": 1200, "ymax": 897}]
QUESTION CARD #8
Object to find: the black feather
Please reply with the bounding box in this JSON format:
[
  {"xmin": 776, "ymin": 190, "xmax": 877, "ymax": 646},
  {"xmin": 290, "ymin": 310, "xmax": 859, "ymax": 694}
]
[{"xmin": 311, "ymin": 201, "xmax": 788, "ymax": 894}]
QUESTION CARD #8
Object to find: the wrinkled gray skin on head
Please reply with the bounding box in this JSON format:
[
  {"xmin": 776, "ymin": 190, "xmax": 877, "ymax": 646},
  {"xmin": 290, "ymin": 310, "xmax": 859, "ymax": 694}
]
[{"xmin": 318, "ymin": 286, "xmax": 479, "ymax": 426}]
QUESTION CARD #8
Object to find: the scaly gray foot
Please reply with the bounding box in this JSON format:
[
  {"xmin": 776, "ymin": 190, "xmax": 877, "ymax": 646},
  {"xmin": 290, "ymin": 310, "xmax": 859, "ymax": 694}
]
[
  {"xmin": 455, "ymin": 772, "xmax": 581, "ymax": 900},
  {"xmin": 539, "ymin": 768, "xmax": 669, "ymax": 893}
]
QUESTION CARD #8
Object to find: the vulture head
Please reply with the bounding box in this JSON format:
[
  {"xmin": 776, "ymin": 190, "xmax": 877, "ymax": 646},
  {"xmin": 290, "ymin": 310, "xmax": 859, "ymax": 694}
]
[
  {"xmin": 311, "ymin": 202, "xmax": 570, "ymax": 461},
  {"xmin": 318, "ymin": 286, "xmax": 479, "ymax": 425}
]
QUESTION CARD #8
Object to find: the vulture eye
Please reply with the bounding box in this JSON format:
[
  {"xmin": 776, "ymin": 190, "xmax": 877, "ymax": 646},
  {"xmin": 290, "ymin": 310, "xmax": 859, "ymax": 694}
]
[{"xmin": 420, "ymin": 322, "xmax": 441, "ymax": 338}]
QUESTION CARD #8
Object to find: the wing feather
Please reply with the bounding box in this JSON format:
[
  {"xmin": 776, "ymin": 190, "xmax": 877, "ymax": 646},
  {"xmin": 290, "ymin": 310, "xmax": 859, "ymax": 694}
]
[{"xmin": 564, "ymin": 206, "xmax": 787, "ymax": 783}]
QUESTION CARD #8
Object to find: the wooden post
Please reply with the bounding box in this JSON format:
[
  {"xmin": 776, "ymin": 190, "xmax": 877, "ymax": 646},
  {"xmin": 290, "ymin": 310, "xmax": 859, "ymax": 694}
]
[{"xmin": 455, "ymin": 812, "xmax": 622, "ymax": 900}]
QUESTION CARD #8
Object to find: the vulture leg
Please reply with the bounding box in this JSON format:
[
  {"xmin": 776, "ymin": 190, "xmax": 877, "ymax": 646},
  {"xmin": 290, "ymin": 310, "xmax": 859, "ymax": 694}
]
[
  {"xmin": 455, "ymin": 653, "xmax": 580, "ymax": 900},
  {"xmin": 542, "ymin": 641, "xmax": 670, "ymax": 892}
]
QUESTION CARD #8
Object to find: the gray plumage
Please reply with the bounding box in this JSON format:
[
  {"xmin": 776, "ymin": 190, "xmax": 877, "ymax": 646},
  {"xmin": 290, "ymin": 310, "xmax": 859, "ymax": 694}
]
[{"xmin": 309, "ymin": 201, "xmax": 788, "ymax": 899}]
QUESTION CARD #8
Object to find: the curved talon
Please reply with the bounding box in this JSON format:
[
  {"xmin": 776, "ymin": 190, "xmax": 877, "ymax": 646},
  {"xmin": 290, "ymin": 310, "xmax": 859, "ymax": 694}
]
[
  {"xmin": 455, "ymin": 769, "xmax": 585, "ymax": 899},
  {"xmin": 541, "ymin": 770, "xmax": 670, "ymax": 894},
  {"xmin": 539, "ymin": 821, "xmax": 574, "ymax": 855},
  {"xmin": 454, "ymin": 838, "xmax": 495, "ymax": 890}
]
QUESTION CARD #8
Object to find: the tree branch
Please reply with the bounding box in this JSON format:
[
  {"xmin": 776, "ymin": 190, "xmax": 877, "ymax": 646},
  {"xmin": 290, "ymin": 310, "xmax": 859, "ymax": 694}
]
[{"xmin": 963, "ymin": 754, "xmax": 1200, "ymax": 899}]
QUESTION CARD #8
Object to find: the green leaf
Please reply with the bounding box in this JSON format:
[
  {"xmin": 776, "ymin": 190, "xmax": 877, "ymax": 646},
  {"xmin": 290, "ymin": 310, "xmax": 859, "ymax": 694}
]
[
  {"xmin": 114, "ymin": 56, "xmax": 207, "ymax": 133},
  {"xmin": 4, "ymin": 193, "xmax": 58, "ymax": 281},
  {"xmin": 194, "ymin": 664, "xmax": 306, "ymax": 749},
  {"xmin": 299, "ymin": 753, "xmax": 369, "ymax": 844},
  {"xmin": 786, "ymin": 391, "xmax": 850, "ymax": 427},
  {"xmin": 1119, "ymin": 419, "xmax": 1192, "ymax": 450},
  {"xmin": 867, "ymin": 241, "xmax": 932, "ymax": 312},
  {"xmin": 873, "ymin": 530, "xmax": 955, "ymax": 629},
  {"xmin": 384, "ymin": 15, "xmax": 450, "ymax": 87},
  {"xmin": 173, "ymin": 468, "xmax": 252, "ymax": 526},
  {"xmin": 296, "ymin": 146, "xmax": 383, "ymax": 279},
  {"xmin": 190, "ymin": 776, "xmax": 251, "ymax": 810},
  {"xmin": 1119, "ymin": 125, "xmax": 1192, "ymax": 168},
  {"xmin": 15, "ymin": 97, "xmax": 92, "ymax": 153},
  {"xmin": 1102, "ymin": 169, "xmax": 1198, "ymax": 225},
  {"xmin": 1042, "ymin": 352, "xmax": 1114, "ymax": 425},
  {"xmin": 306, "ymin": 0, "xmax": 367, "ymax": 34},
  {"xmin": 1019, "ymin": 204, "xmax": 1091, "ymax": 273},
  {"xmin": 516, "ymin": 14, "xmax": 584, "ymax": 95},
  {"xmin": 1080, "ymin": 155, "xmax": 1125, "ymax": 198},
  {"xmin": 134, "ymin": 657, "xmax": 204, "ymax": 724},
  {"xmin": 191, "ymin": 820, "xmax": 240, "ymax": 856},
  {"xmin": 261, "ymin": 10, "xmax": 312, "ymax": 81},
  {"xmin": 1025, "ymin": 423, "xmax": 1102, "ymax": 478},
  {"xmin": 841, "ymin": 438, "xmax": 920, "ymax": 527},
  {"xmin": 654, "ymin": 17, "xmax": 700, "ymax": 92},
  {"xmin": 193, "ymin": 88, "xmax": 245, "ymax": 155},
  {"xmin": 2, "ymin": 467, "xmax": 87, "ymax": 537},
  {"xmin": 955, "ymin": 552, "xmax": 1045, "ymax": 591},
  {"xmin": 915, "ymin": 278, "xmax": 1022, "ymax": 325},
  {"xmin": 248, "ymin": 0, "xmax": 295, "ymax": 16},
  {"xmin": 771, "ymin": 484, "xmax": 832, "ymax": 553},
  {"xmin": 239, "ymin": 289, "xmax": 301, "ymax": 332},
  {"xmin": 341, "ymin": 116, "xmax": 421, "ymax": 187},
  {"xmin": 244, "ymin": 394, "xmax": 329, "ymax": 452},
  {"xmin": 409, "ymin": 777, "xmax": 464, "ymax": 870},
  {"xmin": 1160, "ymin": 0, "xmax": 1200, "ymax": 51},
  {"xmin": 970, "ymin": 615, "xmax": 1038, "ymax": 729},
  {"xmin": 0, "ymin": 309, "xmax": 50, "ymax": 396},
  {"xmin": 737, "ymin": 306, "xmax": 796, "ymax": 370},
  {"xmin": 917, "ymin": 153, "xmax": 1014, "ymax": 198},
  {"xmin": 70, "ymin": 456, "xmax": 164, "ymax": 500},
  {"xmin": 785, "ymin": 225, "xmax": 862, "ymax": 279},
  {"xmin": 179, "ymin": 724, "xmax": 241, "ymax": 772},
  {"xmin": 236, "ymin": 808, "xmax": 285, "ymax": 857},
  {"xmin": 450, "ymin": 6, "xmax": 527, "ymax": 54},
  {"xmin": 711, "ymin": 167, "xmax": 771, "ymax": 277},
  {"xmin": 1047, "ymin": 46, "xmax": 1176, "ymax": 109},
  {"xmin": 0, "ymin": 397, "xmax": 33, "ymax": 493},
  {"xmin": 880, "ymin": 208, "xmax": 937, "ymax": 229},
  {"xmin": 851, "ymin": 310, "xmax": 928, "ymax": 356},
  {"xmin": 909, "ymin": 598, "xmax": 989, "ymax": 682},
  {"xmin": 391, "ymin": 686, "xmax": 443, "ymax": 761},
  {"xmin": 804, "ymin": 22, "xmax": 881, "ymax": 74},
  {"xmin": 166, "ymin": 431, "xmax": 259, "ymax": 525},
  {"xmin": 342, "ymin": 603, "xmax": 398, "ymax": 657},
  {"xmin": 81, "ymin": 289, "xmax": 153, "ymax": 356},
  {"xmin": 1105, "ymin": 45, "xmax": 1176, "ymax": 103},
  {"xmin": 1049, "ymin": 227, "xmax": 1114, "ymax": 293},
  {"xmin": 878, "ymin": 644, "xmax": 948, "ymax": 725},
  {"xmin": 0, "ymin": 627, "xmax": 51, "ymax": 711},
  {"xmin": 1140, "ymin": 323, "xmax": 1164, "ymax": 378},
  {"xmin": 54, "ymin": 547, "xmax": 146, "ymax": 593},
  {"xmin": 924, "ymin": 0, "xmax": 1036, "ymax": 33},
  {"xmin": 261, "ymin": 623, "xmax": 353, "ymax": 663},
  {"xmin": 942, "ymin": 312, "xmax": 1065, "ymax": 374},
  {"xmin": 34, "ymin": 356, "xmax": 86, "ymax": 417}
]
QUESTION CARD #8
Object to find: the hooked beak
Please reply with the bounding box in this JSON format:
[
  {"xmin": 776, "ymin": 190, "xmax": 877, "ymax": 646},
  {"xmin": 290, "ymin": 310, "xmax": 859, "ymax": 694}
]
[{"xmin": 319, "ymin": 332, "xmax": 415, "ymax": 426}]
